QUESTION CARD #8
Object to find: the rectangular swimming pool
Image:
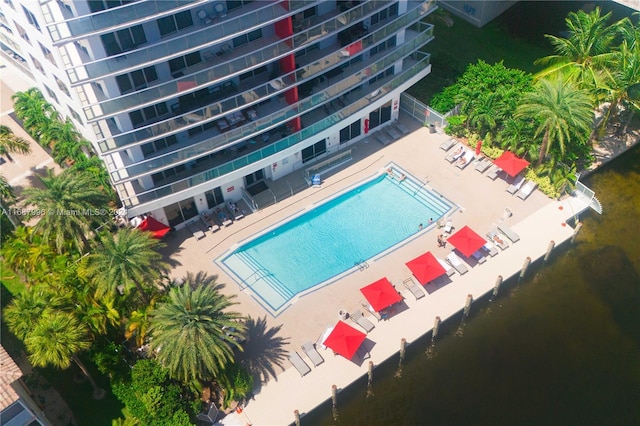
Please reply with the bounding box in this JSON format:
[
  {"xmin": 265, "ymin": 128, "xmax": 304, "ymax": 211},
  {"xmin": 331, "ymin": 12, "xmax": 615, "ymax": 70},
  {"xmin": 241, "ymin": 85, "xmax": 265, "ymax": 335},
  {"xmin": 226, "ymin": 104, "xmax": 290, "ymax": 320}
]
[{"xmin": 218, "ymin": 168, "xmax": 454, "ymax": 314}]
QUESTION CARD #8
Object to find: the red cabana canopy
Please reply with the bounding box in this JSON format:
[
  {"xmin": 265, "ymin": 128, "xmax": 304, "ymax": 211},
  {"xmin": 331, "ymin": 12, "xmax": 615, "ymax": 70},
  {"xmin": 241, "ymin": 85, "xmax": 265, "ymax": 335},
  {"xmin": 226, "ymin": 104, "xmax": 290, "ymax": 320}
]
[
  {"xmin": 360, "ymin": 278, "xmax": 402, "ymax": 312},
  {"xmin": 323, "ymin": 321, "xmax": 366, "ymax": 360},
  {"xmin": 447, "ymin": 226, "xmax": 486, "ymax": 258},
  {"xmin": 405, "ymin": 251, "xmax": 446, "ymax": 285},
  {"xmin": 493, "ymin": 151, "xmax": 530, "ymax": 177},
  {"xmin": 138, "ymin": 216, "xmax": 171, "ymax": 239}
]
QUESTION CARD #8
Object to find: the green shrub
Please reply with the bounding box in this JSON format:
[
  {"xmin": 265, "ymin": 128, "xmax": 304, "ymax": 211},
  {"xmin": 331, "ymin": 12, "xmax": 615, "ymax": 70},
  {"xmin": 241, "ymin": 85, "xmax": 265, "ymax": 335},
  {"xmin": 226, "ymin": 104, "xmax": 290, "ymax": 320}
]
[
  {"xmin": 444, "ymin": 115, "xmax": 466, "ymax": 137},
  {"xmin": 525, "ymin": 170, "xmax": 559, "ymax": 199},
  {"xmin": 480, "ymin": 145, "xmax": 504, "ymax": 159}
]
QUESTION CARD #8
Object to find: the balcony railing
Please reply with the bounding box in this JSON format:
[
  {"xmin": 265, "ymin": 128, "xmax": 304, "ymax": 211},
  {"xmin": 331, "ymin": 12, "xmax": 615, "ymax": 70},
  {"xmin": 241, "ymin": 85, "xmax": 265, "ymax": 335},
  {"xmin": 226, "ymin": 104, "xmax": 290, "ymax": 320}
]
[
  {"xmin": 109, "ymin": 26, "xmax": 434, "ymax": 182},
  {"xmin": 84, "ymin": 1, "xmax": 400, "ymax": 118},
  {"xmin": 48, "ymin": 0, "xmax": 204, "ymax": 43},
  {"xmin": 66, "ymin": 0, "xmax": 295, "ymax": 84},
  {"xmin": 94, "ymin": 2, "xmax": 435, "ymax": 152},
  {"xmin": 117, "ymin": 52, "xmax": 431, "ymax": 208}
]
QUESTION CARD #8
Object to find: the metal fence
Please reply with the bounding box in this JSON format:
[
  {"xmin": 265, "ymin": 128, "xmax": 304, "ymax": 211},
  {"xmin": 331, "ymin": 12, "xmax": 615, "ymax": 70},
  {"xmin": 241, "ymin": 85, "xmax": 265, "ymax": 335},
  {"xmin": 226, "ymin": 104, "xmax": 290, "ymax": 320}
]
[{"xmin": 399, "ymin": 92, "xmax": 447, "ymax": 130}]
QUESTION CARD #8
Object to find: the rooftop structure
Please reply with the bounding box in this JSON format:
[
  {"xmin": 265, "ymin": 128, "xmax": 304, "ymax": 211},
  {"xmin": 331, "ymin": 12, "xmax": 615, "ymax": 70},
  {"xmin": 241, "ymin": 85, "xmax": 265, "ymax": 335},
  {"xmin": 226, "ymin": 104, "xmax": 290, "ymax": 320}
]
[{"xmin": 0, "ymin": 0, "xmax": 436, "ymax": 228}]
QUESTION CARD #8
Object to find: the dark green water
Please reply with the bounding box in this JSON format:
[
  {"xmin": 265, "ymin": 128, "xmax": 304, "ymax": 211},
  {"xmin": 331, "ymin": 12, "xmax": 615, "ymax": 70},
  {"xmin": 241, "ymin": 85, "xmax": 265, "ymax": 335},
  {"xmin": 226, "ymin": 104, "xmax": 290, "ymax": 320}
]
[{"xmin": 305, "ymin": 145, "xmax": 640, "ymax": 425}]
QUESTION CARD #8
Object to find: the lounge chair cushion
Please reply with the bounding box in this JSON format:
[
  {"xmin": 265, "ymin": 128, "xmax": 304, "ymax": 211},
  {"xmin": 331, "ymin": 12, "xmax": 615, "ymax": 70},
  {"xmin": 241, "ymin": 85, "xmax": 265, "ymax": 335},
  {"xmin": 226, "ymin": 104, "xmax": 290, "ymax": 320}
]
[
  {"xmin": 301, "ymin": 342, "xmax": 324, "ymax": 367},
  {"xmin": 288, "ymin": 352, "xmax": 311, "ymax": 377}
]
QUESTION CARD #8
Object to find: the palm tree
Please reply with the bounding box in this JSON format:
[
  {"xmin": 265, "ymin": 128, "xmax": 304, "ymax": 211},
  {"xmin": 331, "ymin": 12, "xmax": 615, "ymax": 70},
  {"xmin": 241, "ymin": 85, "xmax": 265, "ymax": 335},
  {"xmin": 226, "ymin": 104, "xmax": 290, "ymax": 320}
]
[
  {"xmin": 535, "ymin": 7, "xmax": 622, "ymax": 89},
  {"xmin": 22, "ymin": 169, "xmax": 109, "ymax": 254},
  {"xmin": 148, "ymin": 276, "xmax": 245, "ymax": 384},
  {"xmin": 467, "ymin": 92, "xmax": 500, "ymax": 135},
  {"xmin": 11, "ymin": 88, "xmax": 57, "ymax": 141},
  {"xmin": 24, "ymin": 310, "xmax": 105, "ymax": 399},
  {"xmin": 3, "ymin": 288, "xmax": 48, "ymax": 340},
  {"xmin": 0, "ymin": 174, "xmax": 16, "ymax": 204},
  {"xmin": 0, "ymin": 125, "xmax": 30, "ymax": 162},
  {"xmin": 80, "ymin": 227, "xmax": 167, "ymax": 302},
  {"xmin": 70, "ymin": 155, "xmax": 115, "ymax": 199},
  {"xmin": 0, "ymin": 226, "xmax": 54, "ymax": 282},
  {"xmin": 596, "ymin": 34, "xmax": 640, "ymax": 135},
  {"xmin": 516, "ymin": 77, "xmax": 594, "ymax": 167}
]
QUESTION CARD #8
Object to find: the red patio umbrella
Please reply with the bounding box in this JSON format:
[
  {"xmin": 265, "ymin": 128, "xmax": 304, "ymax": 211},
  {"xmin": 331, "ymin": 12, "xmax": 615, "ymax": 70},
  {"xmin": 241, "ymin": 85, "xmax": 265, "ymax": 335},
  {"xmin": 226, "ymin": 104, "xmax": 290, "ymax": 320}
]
[
  {"xmin": 323, "ymin": 321, "xmax": 366, "ymax": 360},
  {"xmin": 493, "ymin": 151, "xmax": 530, "ymax": 177},
  {"xmin": 138, "ymin": 216, "xmax": 171, "ymax": 239},
  {"xmin": 405, "ymin": 251, "xmax": 446, "ymax": 285},
  {"xmin": 360, "ymin": 277, "xmax": 402, "ymax": 312},
  {"xmin": 447, "ymin": 226, "xmax": 486, "ymax": 258}
]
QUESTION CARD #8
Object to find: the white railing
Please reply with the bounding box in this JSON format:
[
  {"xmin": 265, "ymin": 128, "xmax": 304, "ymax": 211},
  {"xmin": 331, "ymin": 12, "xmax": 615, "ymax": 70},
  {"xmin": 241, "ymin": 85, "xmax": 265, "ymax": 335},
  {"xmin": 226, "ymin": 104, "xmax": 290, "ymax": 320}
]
[{"xmin": 303, "ymin": 149, "xmax": 353, "ymax": 184}]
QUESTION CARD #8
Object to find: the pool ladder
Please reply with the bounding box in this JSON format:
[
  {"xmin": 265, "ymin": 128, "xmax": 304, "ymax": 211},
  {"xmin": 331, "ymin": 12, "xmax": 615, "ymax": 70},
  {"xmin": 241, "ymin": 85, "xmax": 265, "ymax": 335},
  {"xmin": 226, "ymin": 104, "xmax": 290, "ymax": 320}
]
[{"xmin": 354, "ymin": 260, "xmax": 369, "ymax": 271}]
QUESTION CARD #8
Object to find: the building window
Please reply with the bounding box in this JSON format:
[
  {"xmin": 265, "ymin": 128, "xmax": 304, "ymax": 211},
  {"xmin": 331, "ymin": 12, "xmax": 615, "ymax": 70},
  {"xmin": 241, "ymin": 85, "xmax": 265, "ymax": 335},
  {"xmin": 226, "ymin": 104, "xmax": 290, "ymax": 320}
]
[
  {"xmin": 168, "ymin": 52, "xmax": 201, "ymax": 76},
  {"xmin": 128, "ymin": 102, "xmax": 168, "ymax": 127},
  {"xmin": 55, "ymin": 77, "xmax": 70, "ymax": 97},
  {"xmin": 43, "ymin": 84, "xmax": 58, "ymax": 104},
  {"xmin": 339, "ymin": 119, "xmax": 361, "ymax": 144},
  {"xmin": 14, "ymin": 21, "xmax": 29, "ymax": 44},
  {"xmin": 21, "ymin": 5, "xmax": 40, "ymax": 31},
  {"xmin": 100, "ymin": 25, "xmax": 146, "ymax": 56},
  {"xmin": 29, "ymin": 55, "xmax": 44, "ymax": 74},
  {"xmin": 163, "ymin": 197, "xmax": 198, "ymax": 227},
  {"xmin": 370, "ymin": 3, "xmax": 398, "ymax": 26},
  {"xmin": 205, "ymin": 187, "xmax": 224, "ymax": 209},
  {"xmin": 370, "ymin": 36, "xmax": 396, "ymax": 56},
  {"xmin": 39, "ymin": 43, "xmax": 56, "ymax": 66},
  {"xmin": 156, "ymin": 11, "xmax": 193, "ymax": 36},
  {"xmin": 232, "ymin": 29, "xmax": 262, "ymax": 48},
  {"xmin": 115, "ymin": 66, "xmax": 158, "ymax": 94},
  {"xmin": 88, "ymin": 0, "xmax": 132, "ymax": 13},
  {"xmin": 141, "ymin": 134, "xmax": 178, "ymax": 157},
  {"xmin": 301, "ymin": 139, "xmax": 326, "ymax": 163},
  {"xmin": 239, "ymin": 65, "xmax": 266, "ymax": 82},
  {"xmin": 69, "ymin": 107, "xmax": 83, "ymax": 124}
]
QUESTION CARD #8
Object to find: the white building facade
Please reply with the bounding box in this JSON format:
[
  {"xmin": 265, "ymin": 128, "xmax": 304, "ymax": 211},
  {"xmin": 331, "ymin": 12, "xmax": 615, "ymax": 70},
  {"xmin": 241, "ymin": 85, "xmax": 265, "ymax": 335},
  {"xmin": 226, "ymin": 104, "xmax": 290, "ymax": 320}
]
[{"xmin": 1, "ymin": 0, "xmax": 436, "ymax": 227}]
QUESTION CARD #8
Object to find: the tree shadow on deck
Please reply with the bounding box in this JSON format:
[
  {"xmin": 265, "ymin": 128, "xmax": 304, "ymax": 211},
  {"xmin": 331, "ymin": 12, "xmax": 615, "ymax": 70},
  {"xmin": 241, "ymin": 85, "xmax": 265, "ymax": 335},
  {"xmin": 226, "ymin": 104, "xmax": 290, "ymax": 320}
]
[{"xmin": 236, "ymin": 316, "xmax": 289, "ymax": 398}]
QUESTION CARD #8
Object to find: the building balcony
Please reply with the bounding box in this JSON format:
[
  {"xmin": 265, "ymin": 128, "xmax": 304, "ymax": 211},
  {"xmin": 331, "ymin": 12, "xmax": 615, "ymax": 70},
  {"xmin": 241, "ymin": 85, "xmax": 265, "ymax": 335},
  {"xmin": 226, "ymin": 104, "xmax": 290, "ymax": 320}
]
[
  {"xmin": 115, "ymin": 48, "xmax": 431, "ymax": 213},
  {"xmin": 81, "ymin": 0, "xmax": 403, "ymax": 120},
  {"xmin": 107, "ymin": 22, "xmax": 434, "ymax": 184},
  {"xmin": 65, "ymin": 0, "xmax": 296, "ymax": 85},
  {"xmin": 93, "ymin": 1, "xmax": 434, "ymax": 152}
]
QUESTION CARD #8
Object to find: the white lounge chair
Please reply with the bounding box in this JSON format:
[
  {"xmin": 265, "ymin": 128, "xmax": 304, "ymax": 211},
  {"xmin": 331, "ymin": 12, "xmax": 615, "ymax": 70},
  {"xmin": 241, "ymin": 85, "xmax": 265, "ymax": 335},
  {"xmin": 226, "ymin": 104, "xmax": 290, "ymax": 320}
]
[
  {"xmin": 395, "ymin": 122, "xmax": 410, "ymax": 135},
  {"xmin": 402, "ymin": 277, "xmax": 425, "ymax": 300},
  {"xmin": 497, "ymin": 224, "xmax": 520, "ymax": 243},
  {"xmin": 350, "ymin": 309, "xmax": 375, "ymax": 333},
  {"xmin": 455, "ymin": 150, "xmax": 475, "ymax": 169},
  {"xmin": 516, "ymin": 180, "xmax": 538, "ymax": 200},
  {"xmin": 471, "ymin": 250, "xmax": 487, "ymax": 264},
  {"xmin": 506, "ymin": 175, "xmax": 526, "ymax": 194},
  {"xmin": 475, "ymin": 157, "xmax": 492, "ymax": 173},
  {"xmin": 437, "ymin": 258, "xmax": 456, "ymax": 277},
  {"xmin": 187, "ymin": 221, "xmax": 206, "ymax": 240},
  {"xmin": 439, "ymin": 138, "xmax": 457, "ymax": 151},
  {"xmin": 446, "ymin": 252, "xmax": 469, "ymax": 275},
  {"xmin": 301, "ymin": 342, "xmax": 324, "ymax": 367},
  {"xmin": 482, "ymin": 241, "xmax": 499, "ymax": 257},
  {"xmin": 227, "ymin": 201, "xmax": 244, "ymax": 220},
  {"xmin": 201, "ymin": 212, "xmax": 220, "ymax": 233},
  {"xmin": 445, "ymin": 145, "xmax": 466, "ymax": 162},
  {"xmin": 487, "ymin": 230, "xmax": 509, "ymax": 250},
  {"xmin": 486, "ymin": 165, "xmax": 502, "ymax": 180},
  {"xmin": 288, "ymin": 352, "xmax": 311, "ymax": 377},
  {"xmin": 443, "ymin": 220, "xmax": 454, "ymax": 234}
]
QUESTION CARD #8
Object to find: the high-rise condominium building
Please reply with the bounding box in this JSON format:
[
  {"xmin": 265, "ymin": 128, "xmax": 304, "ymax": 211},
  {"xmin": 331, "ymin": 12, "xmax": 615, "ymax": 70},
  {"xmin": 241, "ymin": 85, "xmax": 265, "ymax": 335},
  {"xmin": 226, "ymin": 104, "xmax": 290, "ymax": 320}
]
[{"xmin": 1, "ymin": 0, "xmax": 435, "ymax": 227}]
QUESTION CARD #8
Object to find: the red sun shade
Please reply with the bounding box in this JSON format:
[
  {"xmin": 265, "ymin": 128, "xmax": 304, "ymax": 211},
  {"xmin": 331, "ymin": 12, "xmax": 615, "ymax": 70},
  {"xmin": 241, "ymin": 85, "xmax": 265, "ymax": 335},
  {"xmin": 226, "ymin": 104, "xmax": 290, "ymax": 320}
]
[
  {"xmin": 405, "ymin": 251, "xmax": 447, "ymax": 285},
  {"xmin": 447, "ymin": 226, "xmax": 487, "ymax": 258},
  {"xmin": 323, "ymin": 321, "xmax": 366, "ymax": 360},
  {"xmin": 493, "ymin": 151, "xmax": 530, "ymax": 177},
  {"xmin": 138, "ymin": 216, "xmax": 171, "ymax": 239},
  {"xmin": 360, "ymin": 277, "xmax": 402, "ymax": 312}
]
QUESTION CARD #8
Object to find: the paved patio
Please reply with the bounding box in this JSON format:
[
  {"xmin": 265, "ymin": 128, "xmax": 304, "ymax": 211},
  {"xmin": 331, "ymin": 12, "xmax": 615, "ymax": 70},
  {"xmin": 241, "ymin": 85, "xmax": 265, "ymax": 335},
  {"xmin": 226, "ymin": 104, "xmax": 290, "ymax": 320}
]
[{"xmin": 158, "ymin": 122, "xmax": 590, "ymax": 425}]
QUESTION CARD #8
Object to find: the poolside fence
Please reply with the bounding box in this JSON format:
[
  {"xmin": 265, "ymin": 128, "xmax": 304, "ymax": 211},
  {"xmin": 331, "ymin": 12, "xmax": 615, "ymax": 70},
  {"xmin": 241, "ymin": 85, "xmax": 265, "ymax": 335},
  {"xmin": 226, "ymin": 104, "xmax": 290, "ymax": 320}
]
[{"xmin": 399, "ymin": 92, "xmax": 447, "ymax": 130}]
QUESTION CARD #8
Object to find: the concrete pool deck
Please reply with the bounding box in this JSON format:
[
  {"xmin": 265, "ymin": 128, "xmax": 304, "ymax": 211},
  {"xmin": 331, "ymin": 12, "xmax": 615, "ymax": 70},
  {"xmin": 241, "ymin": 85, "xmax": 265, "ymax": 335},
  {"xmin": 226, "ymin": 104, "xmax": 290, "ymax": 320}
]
[{"xmin": 159, "ymin": 124, "xmax": 591, "ymax": 425}]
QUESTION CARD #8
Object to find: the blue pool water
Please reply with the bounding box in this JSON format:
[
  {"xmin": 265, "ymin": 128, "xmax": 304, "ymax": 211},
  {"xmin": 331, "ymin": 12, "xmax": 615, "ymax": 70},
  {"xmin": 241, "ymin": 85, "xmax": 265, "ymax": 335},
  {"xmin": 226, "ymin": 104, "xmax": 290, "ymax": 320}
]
[{"xmin": 219, "ymin": 171, "xmax": 454, "ymax": 313}]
